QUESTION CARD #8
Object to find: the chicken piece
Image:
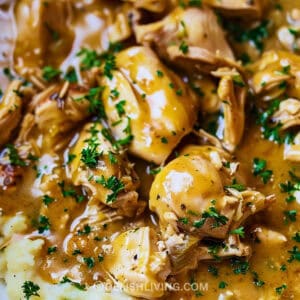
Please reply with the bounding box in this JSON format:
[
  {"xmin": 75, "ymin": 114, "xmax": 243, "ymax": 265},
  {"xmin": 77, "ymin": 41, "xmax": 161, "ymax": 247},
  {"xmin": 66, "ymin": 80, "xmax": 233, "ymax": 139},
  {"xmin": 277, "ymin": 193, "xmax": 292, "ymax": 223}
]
[
  {"xmin": 122, "ymin": 0, "xmax": 166, "ymax": 12},
  {"xmin": 211, "ymin": 68, "xmax": 247, "ymax": 152},
  {"xmin": 13, "ymin": 0, "xmax": 74, "ymax": 78},
  {"xmin": 150, "ymin": 145, "xmax": 273, "ymax": 273},
  {"xmin": 203, "ymin": 0, "xmax": 267, "ymax": 18},
  {"xmin": 105, "ymin": 3, "xmax": 135, "ymax": 43},
  {"xmin": 31, "ymin": 82, "xmax": 90, "ymax": 151},
  {"xmin": 103, "ymin": 227, "xmax": 171, "ymax": 299},
  {"xmin": 251, "ymin": 50, "xmax": 300, "ymax": 100},
  {"xmin": 135, "ymin": 6, "xmax": 237, "ymax": 74},
  {"xmin": 0, "ymin": 80, "xmax": 23, "ymax": 147},
  {"xmin": 272, "ymin": 98, "xmax": 300, "ymax": 130},
  {"xmin": 68, "ymin": 122, "xmax": 142, "ymax": 217},
  {"xmin": 100, "ymin": 46, "xmax": 199, "ymax": 164}
]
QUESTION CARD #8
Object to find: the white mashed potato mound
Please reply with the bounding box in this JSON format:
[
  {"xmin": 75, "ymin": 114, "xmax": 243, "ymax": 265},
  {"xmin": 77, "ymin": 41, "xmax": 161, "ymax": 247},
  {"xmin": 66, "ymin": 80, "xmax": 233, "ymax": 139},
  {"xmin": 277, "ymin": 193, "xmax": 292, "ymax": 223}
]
[{"xmin": 0, "ymin": 215, "xmax": 133, "ymax": 300}]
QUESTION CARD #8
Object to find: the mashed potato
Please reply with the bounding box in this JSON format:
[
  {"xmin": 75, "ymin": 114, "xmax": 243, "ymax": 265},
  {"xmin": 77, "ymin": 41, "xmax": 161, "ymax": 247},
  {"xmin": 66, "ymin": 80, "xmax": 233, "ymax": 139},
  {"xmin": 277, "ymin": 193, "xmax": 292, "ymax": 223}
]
[{"xmin": 0, "ymin": 215, "xmax": 133, "ymax": 300}]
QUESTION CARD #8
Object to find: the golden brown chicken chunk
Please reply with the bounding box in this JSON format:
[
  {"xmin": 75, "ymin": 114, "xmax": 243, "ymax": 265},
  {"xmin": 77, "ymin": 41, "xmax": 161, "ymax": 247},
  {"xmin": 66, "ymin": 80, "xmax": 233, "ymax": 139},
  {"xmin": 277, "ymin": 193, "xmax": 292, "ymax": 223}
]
[
  {"xmin": 251, "ymin": 50, "xmax": 300, "ymax": 100},
  {"xmin": 29, "ymin": 83, "xmax": 90, "ymax": 151},
  {"xmin": 103, "ymin": 227, "xmax": 170, "ymax": 299},
  {"xmin": 14, "ymin": 0, "xmax": 74, "ymax": 78},
  {"xmin": 100, "ymin": 46, "xmax": 199, "ymax": 164},
  {"xmin": 150, "ymin": 145, "xmax": 274, "ymax": 273},
  {"xmin": 135, "ymin": 6, "xmax": 237, "ymax": 74}
]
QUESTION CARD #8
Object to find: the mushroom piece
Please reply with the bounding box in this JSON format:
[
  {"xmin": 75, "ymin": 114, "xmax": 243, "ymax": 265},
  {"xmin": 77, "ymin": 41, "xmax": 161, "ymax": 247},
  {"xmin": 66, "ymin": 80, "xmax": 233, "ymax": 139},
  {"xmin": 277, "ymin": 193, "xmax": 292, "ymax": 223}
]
[
  {"xmin": 103, "ymin": 227, "xmax": 171, "ymax": 299},
  {"xmin": 0, "ymin": 80, "xmax": 23, "ymax": 147},
  {"xmin": 149, "ymin": 145, "xmax": 274, "ymax": 273},
  {"xmin": 211, "ymin": 68, "xmax": 247, "ymax": 153},
  {"xmin": 30, "ymin": 82, "xmax": 90, "ymax": 151},
  {"xmin": 250, "ymin": 50, "xmax": 300, "ymax": 100},
  {"xmin": 68, "ymin": 122, "xmax": 142, "ymax": 217},
  {"xmin": 203, "ymin": 0, "xmax": 268, "ymax": 18},
  {"xmin": 134, "ymin": 6, "xmax": 237, "ymax": 74},
  {"xmin": 100, "ymin": 46, "xmax": 199, "ymax": 164}
]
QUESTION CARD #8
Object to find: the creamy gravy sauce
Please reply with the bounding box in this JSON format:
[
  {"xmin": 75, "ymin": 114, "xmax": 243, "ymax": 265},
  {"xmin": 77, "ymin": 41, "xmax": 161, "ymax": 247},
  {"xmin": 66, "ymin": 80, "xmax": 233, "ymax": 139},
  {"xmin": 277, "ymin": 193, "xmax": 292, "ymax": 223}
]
[{"xmin": 1, "ymin": 0, "xmax": 300, "ymax": 299}]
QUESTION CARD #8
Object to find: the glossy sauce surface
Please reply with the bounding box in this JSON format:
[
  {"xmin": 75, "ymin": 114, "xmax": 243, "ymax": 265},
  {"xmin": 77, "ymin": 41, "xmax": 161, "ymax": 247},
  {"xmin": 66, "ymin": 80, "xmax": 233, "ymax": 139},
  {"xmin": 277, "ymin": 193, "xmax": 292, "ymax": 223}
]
[{"xmin": 1, "ymin": 1, "xmax": 300, "ymax": 299}]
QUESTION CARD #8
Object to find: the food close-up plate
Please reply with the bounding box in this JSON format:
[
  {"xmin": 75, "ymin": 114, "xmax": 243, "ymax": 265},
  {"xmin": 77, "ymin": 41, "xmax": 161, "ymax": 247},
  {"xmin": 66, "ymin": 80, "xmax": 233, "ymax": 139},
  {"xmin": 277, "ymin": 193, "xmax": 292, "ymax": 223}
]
[{"xmin": 1, "ymin": 0, "xmax": 300, "ymax": 299}]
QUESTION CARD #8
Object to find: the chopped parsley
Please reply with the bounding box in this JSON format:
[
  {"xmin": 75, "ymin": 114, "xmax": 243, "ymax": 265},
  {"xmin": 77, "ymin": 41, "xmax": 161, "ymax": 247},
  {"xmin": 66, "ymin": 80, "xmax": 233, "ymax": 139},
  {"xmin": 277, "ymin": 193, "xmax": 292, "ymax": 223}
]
[
  {"xmin": 161, "ymin": 137, "xmax": 168, "ymax": 144},
  {"xmin": 218, "ymin": 281, "xmax": 228, "ymax": 289},
  {"xmin": 83, "ymin": 257, "xmax": 95, "ymax": 268},
  {"xmin": 208, "ymin": 265, "xmax": 219, "ymax": 277},
  {"xmin": 64, "ymin": 68, "xmax": 78, "ymax": 83},
  {"xmin": 6, "ymin": 144, "xmax": 26, "ymax": 166},
  {"xmin": 108, "ymin": 151, "xmax": 118, "ymax": 164},
  {"xmin": 67, "ymin": 153, "xmax": 77, "ymax": 164},
  {"xmin": 96, "ymin": 175, "xmax": 125, "ymax": 203},
  {"xmin": 22, "ymin": 281, "xmax": 40, "ymax": 299},
  {"xmin": 193, "ymin": 206, "xmax": 228, "ymax": 229},
  {"xmin": 77, "ymin": 87, "xmax": 106, "ymax": 119},
  {"xmin": 37, "ymin": 215, "xmax": 51, "ymax": 233},
  {"xmin": 47, "ymin": 246, "xmax": 57, "ymax": 254},
  {"xmin": 60, "ymin": 276, "xmax": 86, "ymax": 291},
  {"xmin": 42, "ymin": 195, "xmax": 54, "ymax": 206},
  {"xmin": 292, "ymin": 232, "xmax": 300, "ymax": 243},
  {"xmin": 3, "ymin": 67, "xmax": 14, "ymax": 80},
  {"xmin": 225, "ymin": 179, "xmax": 246, "ymax": 192},
  {"xmin": 114, "ymin": 117, "xmax": 134, "ymax": 147},
  {"xmin": 287, "ymin": 246, "xmax": 300, "ymax": 262},
  {"xmin": 252, "ymin": 158, "xmax": 273, "ymax": 184},
  {"xmin": 252, "ymin": 272, "xmax": 265, "ymax": 287},
  {"xmin": 115, "ymin": 100, "xmax": 126, "ymax": 117},
  {"xmin": 42, "ymin": 66, "xmax": 61, "ymax": 81},
  {"xmin": 58, "ymin": 181, "xmax": 84, "ymax": 203},
  {"xmin": 225, "ymin": 20, "xmax": 269, "ymax": 52},
  {"xmin": 275, "ymin": 284, "xmax": 287, "ymax": 295},
  {"xmin": 179, "ymin": 41, "xmax": 189, "ymax": 54},
  {"xmin": 156, "ymin": 70, "xmax": 164, "ymax": 77},
  {"xmin": 232, "ymin": 75, "xmax": 245, "ymax": 87},
  {"xmin": 230, "ymin": 258, "xmax": 249, "ymax": 275},
  {"xmin": 81, "ymin": 142, "xmax": 100, "ymax": 168},
  {"xmin": 77, "ymin": 224, "xmax": 92, "ymax": 236},
  {"xmin": 284, "ymin": 210, "xmax": 297, "ymax": 223},
  {"xmin": 230, "ymin": 226, "xmax": 245, "ymax": 238}
]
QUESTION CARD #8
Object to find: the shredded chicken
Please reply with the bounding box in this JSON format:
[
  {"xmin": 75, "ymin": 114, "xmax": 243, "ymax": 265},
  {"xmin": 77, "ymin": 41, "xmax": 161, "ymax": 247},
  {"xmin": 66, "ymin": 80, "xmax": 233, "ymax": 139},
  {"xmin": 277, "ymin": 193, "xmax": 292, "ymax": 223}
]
[
  {"xmin": 103, "ymin": 227, "xmax": 171, "ymax": 299},
  {"xmin": 68, "ymin": 122, "xmax": 143, "ymax": 217},
  {"xmin": 149, "ymin": 145, "xmax": 273, "ymax": 273},
  {"xmin": 212, "ymin": 68, "xmax": 247, "ymax": 152},
  {"xmin": 134, "ymin": 6, "xmax": 237, "ymax": 74},
  {"xmin": 251, "ymin": 50, "xmax": 300, "ymax": 100}
]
